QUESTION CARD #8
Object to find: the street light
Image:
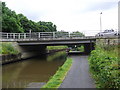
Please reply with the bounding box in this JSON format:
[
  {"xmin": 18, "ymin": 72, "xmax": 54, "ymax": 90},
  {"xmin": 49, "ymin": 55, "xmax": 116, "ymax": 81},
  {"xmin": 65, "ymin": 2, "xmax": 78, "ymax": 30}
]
[{"xmin": 100, "ymin": 12, "xmax": 102, "ymax": 33}]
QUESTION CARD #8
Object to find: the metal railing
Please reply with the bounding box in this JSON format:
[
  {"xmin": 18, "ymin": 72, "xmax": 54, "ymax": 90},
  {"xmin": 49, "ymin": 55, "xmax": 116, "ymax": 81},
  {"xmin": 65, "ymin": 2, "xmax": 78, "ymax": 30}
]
[
  {"xmin": 0, "ymin": 32, "xmax": 118, "ymax": 41},
  {"xmin": 0, "ymin": 32, "xmax": 86, "ymax": 39}
]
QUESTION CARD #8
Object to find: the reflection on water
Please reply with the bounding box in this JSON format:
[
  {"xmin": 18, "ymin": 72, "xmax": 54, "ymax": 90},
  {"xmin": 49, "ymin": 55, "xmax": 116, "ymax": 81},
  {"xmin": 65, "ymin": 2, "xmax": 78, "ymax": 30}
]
[{"xmin": 2, "ymin": 51, "xmax": 67, "ymax": 88}]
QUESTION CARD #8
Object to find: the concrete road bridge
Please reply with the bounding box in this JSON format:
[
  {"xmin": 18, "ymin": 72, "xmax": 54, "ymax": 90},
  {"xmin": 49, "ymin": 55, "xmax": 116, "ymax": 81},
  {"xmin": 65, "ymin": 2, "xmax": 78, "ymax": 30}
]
[{"xmin": 0, "ymin": 32, "xmax": 118, "ymax": 58}]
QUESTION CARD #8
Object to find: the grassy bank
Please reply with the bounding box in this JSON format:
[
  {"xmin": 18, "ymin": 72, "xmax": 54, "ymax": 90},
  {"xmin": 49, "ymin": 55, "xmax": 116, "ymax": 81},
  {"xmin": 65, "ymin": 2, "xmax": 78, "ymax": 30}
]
[
  {"xmin": 88, "ymin": 44, "xmax": 120, "ymax": 88},
  {"xmin": 42, "ymin": 58, "xmax": 73, "ymax": 88},
  {"xmin": 0, "ymin": 42, "xmax": 19, "ymax": 55},
  {"xmin": 47, "ymin": 46, "xmax": 68, "ymax": 50},
  {"xmin": 47, "ymin": 51, "xmax": 67, "ymax": 62}
]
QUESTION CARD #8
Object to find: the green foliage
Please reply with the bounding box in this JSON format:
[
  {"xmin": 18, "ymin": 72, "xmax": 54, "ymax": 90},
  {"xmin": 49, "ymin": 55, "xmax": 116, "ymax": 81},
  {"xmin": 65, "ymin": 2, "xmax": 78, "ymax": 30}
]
[
  {"xmin": 68, "ymin": 45, "xmax": 84, "ymax": 52},
  {"xmin": 77, "ymin": 45, "xmax": 84, "ymax": 52},
  {"xmin": 47, "ymin": 46, "xmax": 68, "ymax": 50},
  {"xmin": 38, "ymin": 21, "xmax": 57, "ymax": 32},
  {"xmin": 70, "ymin": 31, "xmax": 85, "ymax": 37},
  {"xmin": 0, "ymin": 1, "xmax": 2, "ymax": 30},
  {"xmin": 2, "ymin": 2, "xmax": 57, "ymax": 33},
  {"xmin": 0, "ymin": 42, "xmax": 2, "ymax": 54},
  {"xmin": 55, "ymin": 31, "xmax": 68, "ymax": 38},
  {"xmin": 47, "ymin": 51, "xmax": 67, "ymax": 62},
  {"xmin": 18, "ymin": 14, "xmax": 32, "ymax": 32},
  {"xmin": 0, "ymin": 42, "xmax": 19, "ymax": 54},
  {"xmin": 88, "ymin": 44, "xmax": 120, "ymax": 88},
  {"xmin": 2, "ymin": 2, "xmax": 24, "ymax": 33},
  {"xmin": 42, "ymin": 58, "xmax": 73, "ymax": 88}
]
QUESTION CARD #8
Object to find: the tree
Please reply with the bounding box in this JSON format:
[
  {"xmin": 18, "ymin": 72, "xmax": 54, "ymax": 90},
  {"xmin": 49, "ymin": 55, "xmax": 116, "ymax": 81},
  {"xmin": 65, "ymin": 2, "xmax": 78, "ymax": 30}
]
[
  {"xmin": 38, "ymin": 21, "xmax": 57, "ymax": 32},
  {"xmin": 2, "ymin": 2, "xmax": 57, "ymax": 33},
  {"xmin": 70, "ymin": 31, "xmax": 85, "ymax": 37},
  {"xmin": 18, "ymin": 14, "xmax": 32, "ymax": 32},
  {"xmin": 2, "ymin": 2, "xmax": 24, "ymax": 32}
]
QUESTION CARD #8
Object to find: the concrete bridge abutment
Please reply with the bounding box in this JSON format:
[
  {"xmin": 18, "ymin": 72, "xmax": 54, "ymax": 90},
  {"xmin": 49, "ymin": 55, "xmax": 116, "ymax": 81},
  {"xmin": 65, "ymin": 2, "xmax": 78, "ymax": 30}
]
[{"xmin": 84, "ymin": 43, "xmax": 95, "ymax": 54}]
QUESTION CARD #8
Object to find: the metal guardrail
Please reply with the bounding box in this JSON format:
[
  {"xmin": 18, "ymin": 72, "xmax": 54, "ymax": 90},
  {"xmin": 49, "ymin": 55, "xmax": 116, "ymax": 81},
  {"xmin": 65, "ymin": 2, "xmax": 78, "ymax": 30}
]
[
  {"xmin": 0, "ymin": 32, "xmax": 85, "ymax": 39},
  {"xmin": 0, "ymin": 32, "xmax": 119, "ymax": 41}
]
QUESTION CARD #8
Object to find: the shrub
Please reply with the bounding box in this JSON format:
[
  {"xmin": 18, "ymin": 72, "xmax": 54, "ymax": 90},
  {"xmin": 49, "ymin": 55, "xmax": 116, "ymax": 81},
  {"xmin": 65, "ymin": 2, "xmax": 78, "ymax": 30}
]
[
  {"xmin": 88, "ymin": 45, "xmax": 120, "ymax": 88},
  {"xmin": 0, "ymin": 42, "xmax": 19, "ymax": 54}
]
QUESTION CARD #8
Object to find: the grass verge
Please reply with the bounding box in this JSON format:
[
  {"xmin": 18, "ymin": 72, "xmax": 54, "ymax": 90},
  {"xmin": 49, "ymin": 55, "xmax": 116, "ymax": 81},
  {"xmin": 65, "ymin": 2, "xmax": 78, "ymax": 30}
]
[
  {"xmin": 0, "ymin": 42, "xmax": 19, "ymax": 55},
  {"xmin": 47, "ymin": 46, "xmax": 68, "ymax": 50},
  {"xmin": 42, "ymin": 58, "xmax": 73, "ymax": 88}
]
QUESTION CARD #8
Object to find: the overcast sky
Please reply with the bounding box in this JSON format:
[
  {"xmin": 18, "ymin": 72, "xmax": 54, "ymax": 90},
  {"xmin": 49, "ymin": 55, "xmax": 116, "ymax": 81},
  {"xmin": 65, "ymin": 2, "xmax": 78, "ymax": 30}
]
[{"xmin": 2, "ymin": 0, "xmax": 119, "ymax": 35}]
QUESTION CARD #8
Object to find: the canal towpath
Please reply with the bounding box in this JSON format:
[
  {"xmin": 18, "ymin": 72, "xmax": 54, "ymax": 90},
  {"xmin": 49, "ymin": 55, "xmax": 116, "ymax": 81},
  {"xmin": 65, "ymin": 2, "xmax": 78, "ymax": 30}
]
[{"xmin": 59, "ymin": 55, "xmax": 96, "ymax": 88}]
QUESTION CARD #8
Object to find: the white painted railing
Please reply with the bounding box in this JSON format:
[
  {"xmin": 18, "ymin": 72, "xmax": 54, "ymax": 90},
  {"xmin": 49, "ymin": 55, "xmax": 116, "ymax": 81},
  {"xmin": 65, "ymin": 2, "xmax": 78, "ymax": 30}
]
[
  {"xmin": 0, "ymin": 32, "xmax": 118, "ymax": 41},
  {"xmin": 0, "ymin": 32, "xmax": 85, "ymax": 39}
]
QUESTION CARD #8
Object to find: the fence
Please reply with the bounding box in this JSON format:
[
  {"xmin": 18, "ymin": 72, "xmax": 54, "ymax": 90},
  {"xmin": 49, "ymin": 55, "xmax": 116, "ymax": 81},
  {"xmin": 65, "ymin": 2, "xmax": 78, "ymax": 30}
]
[
  {"xmin": 0, "ymin": 32, "xmax": 118, "ymax": 40},
  {"xmin": 0, "ymin": 32, "xmax": 85, "ymax": 39}
]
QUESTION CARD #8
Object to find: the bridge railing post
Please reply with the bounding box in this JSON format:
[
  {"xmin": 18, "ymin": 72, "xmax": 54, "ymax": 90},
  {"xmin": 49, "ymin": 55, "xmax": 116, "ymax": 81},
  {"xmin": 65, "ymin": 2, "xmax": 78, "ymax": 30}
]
[
  {"xmin": 13, "ymin": 33, "xmax": 15, "ymax": 39},
  {"xmin": 24, "ymin": 33, "xmax": 26, "ymax": 39},
  {"xmin": 53, "ymin": 32, "xmax": 55, "ymax": 38},
  {"xmin": 18, "ymin": 33, "xmax": 20, "ymax": 39},
  {"xmin": 68, "ymin": 32, "xmax": 70, "ymax": 38},
  {"xmin": 7, "ymin": 33, "xmax": 8, "ymax": 39},
  {"xmin": 11, "ymin": 33, "xmax": 12, "ymax": 39},
  {"xmin": 38, "ymin": 33, "xmax": 40, "ymax": 38}
]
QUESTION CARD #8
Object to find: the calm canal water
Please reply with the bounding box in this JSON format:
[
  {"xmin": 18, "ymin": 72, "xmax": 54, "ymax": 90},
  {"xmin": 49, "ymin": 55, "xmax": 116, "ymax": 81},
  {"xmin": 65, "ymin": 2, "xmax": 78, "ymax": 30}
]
[{"xmin": 2, "ymin": 51, "xmax": 67, "ymax": 88}]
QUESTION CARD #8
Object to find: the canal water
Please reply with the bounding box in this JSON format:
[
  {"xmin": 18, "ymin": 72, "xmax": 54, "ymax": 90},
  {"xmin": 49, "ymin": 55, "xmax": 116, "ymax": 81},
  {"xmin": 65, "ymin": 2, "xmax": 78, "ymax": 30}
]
[{"xmin": 2, "ymin": 51, "xmax": 67, "ymax": 88}]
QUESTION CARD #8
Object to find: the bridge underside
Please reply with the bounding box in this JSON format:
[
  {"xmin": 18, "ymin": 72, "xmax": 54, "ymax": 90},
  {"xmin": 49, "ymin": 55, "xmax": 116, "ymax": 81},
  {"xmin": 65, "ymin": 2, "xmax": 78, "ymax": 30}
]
[
  {"xmin": 17, "ymin": 39, "xmax": 96, "ymax": 46},
  {"xmin": 19, "ymin": 45, "xmax": 46, "ymax": 59},
  {"xmin": 18, "ymin": 39, "xmax": 95, "ymax": 59}
]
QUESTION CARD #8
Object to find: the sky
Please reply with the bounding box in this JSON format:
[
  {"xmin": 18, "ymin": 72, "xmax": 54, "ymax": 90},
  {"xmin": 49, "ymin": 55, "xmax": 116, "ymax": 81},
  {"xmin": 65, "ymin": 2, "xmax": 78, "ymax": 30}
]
[{"xmin": 2, "ymin": 0, "xmax": 119, "ymax": 36}]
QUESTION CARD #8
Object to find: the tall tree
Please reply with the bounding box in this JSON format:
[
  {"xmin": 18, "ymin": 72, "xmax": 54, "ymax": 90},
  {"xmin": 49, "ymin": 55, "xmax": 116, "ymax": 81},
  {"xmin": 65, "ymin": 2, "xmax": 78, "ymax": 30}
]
[
  {"xmin": 2, "ymin": 2, "xmax": 24, "ymax": 33},
  {"xmin": 2, "ymin": 2, "xmax": 57, "ymax": 33},
  {"xmin": 38, "ymin": 21, "xmax": 57, "ymax": 32},
  {"xmin": 18, "ymin": 14, "xmax": 32, "ymax": 32}
]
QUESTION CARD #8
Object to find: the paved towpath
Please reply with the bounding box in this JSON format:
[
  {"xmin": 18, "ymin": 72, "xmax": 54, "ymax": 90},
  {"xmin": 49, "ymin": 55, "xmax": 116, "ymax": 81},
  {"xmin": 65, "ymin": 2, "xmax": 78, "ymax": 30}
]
[{"xmin": 59, "ymin": 55, "xmax": 95, "ymax": 88}]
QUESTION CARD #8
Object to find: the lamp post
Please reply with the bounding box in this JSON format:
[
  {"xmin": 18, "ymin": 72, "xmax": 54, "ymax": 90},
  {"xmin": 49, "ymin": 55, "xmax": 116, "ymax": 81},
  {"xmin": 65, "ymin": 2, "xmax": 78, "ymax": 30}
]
[{"xmin": 100, "ymin": 12, "xmax": 102, "ymax": 33}]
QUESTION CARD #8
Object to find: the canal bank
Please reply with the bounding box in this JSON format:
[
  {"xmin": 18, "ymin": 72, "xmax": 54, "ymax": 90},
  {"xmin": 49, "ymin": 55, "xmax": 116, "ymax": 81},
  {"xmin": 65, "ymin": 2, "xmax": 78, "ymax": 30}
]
[
  {"xmin": 42, "ymin": 58, "xmax": 72, "ymax": 88},
  {"xmin": 1, "ymin": 42, "xmax": 68, "ymax": 64},
  {"xmin": 1, "ymin": 53, "xmax": 21, "ymax": 65},
  {"xmin": 1, "ymin": 48, "xmax": 67, "ymax": 65}
]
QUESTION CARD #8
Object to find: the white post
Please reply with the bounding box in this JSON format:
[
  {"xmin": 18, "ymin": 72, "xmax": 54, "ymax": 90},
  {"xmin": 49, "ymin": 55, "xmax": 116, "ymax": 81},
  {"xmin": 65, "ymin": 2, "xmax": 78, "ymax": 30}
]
[
  {"xmin": 19, "ymin": 33, "xmax": 20, "ymax": 39},
  {"xmin": 38, "ymin": 33, "xmax": 40, "ymax": 38},
  {"xmin": 7, "ymin": 33, "xmax": 8, "ymax": 39},
  {"xmin": 24, "ymin": 33, "xmax": 26, "ymax": 39},
  {"xmin": 68, "ymin": 32, "xmax": 70, "ymax": 38},
  {"xmin": 13, "ymin": 33, "xmax": 15, "ymax": 39},
  {"xmin": 29, "ymin": 30, "xmax": 31, "ymax": 39},
  {"xmin": 100, "ymin": 12, "xmax": 102, "ymax": 33},
  {"xmin": 29, "ymin": 30, "xmax": 31, "ymax": 33},
  {"xmin": 53, "ymin": 32, "xmax": 55, "ymax": 38}
]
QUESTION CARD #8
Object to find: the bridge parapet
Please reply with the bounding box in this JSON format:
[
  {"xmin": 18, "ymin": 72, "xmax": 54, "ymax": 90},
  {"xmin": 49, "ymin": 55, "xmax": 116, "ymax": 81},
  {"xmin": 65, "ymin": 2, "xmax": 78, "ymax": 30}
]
[{"xmin": 0, "ymin": 32, "xmax": 118, "ymax": 42}]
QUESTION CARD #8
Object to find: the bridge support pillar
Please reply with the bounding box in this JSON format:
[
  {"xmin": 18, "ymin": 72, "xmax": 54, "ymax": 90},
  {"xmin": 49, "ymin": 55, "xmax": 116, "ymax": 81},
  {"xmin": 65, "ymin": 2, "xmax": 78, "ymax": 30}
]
[
  {"xmin": 19, "ymin": 45, "xmax": 46, "ymax": 59},
  {"xmin": 84, "ymin": 43, "xmax": 95, "ymax": 54}
]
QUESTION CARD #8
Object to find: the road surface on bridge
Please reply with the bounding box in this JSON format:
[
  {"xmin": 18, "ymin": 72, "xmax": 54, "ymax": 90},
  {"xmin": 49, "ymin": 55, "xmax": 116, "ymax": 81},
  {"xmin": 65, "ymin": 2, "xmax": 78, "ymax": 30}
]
[{"xmin": 59, "ymin": 55, "xmax": 95, "ymax": 88}]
